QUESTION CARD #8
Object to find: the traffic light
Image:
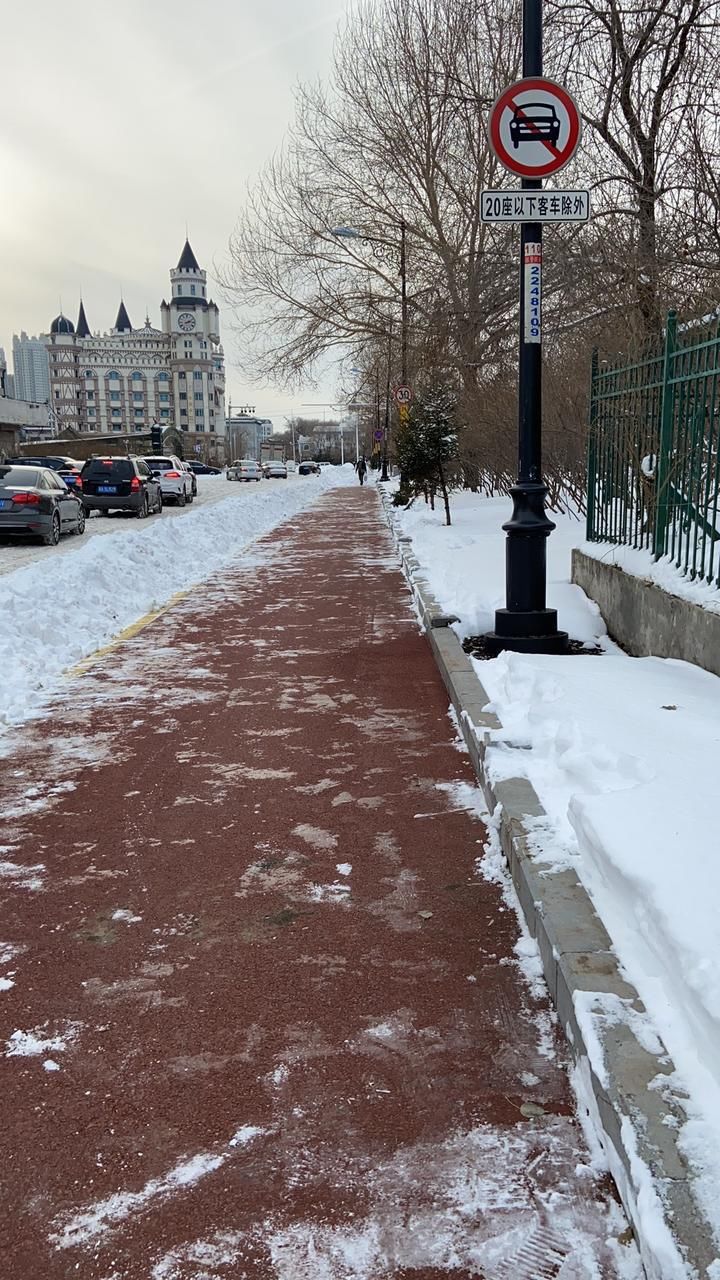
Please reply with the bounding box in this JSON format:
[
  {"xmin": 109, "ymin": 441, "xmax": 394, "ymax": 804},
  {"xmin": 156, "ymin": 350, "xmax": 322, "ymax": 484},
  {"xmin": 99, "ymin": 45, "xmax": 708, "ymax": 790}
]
[{"xmin": 151, "ymin": 425, "xmax": 163, "ymax": 451}]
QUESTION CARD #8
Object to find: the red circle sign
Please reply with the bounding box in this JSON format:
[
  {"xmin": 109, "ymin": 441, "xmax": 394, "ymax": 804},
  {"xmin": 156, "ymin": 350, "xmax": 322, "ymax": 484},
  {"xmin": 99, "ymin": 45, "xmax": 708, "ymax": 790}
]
[{"xmin": 488, "ymin": 77, "xmax": 581, "ymax": 179}]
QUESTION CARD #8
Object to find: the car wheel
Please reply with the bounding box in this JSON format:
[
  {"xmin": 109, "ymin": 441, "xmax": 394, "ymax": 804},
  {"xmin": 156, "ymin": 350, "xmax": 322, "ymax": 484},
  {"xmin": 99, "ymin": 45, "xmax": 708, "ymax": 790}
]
[
  {"xmin": 44, "ymin": 511, "xmax": 61, "ymax": 546},
  {"xmin": 136, "ymin": 494, "xmax": 149, "ymax": 519},
  {"xmin": 75, "ymin": 508, "xmax": 86, "ymax": 536},
  {"xmin": 186, "ymin": 489, "xmax": 194, "ymax": 504},
  {"xmin": 156, "ymin": 492, "xmax": 163, "ymax": 515},
  {"xmin": 177, "ymin": 489, "xmax": 186, "ymax": 507}
]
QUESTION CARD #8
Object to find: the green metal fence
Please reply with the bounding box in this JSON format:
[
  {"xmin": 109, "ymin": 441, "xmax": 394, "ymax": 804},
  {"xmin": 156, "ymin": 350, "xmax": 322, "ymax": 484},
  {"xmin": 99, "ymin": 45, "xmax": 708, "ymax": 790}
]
[{"xmin": 587, "ymin": 309, "xmax": 720, "ymax": 587}]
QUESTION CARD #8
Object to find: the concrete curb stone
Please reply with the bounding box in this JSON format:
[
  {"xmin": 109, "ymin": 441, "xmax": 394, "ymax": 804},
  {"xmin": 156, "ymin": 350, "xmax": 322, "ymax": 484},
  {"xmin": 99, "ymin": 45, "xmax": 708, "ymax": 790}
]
[{"xmin": 376, "ymin": 484, "xmax": 717, "ymax": 1280}]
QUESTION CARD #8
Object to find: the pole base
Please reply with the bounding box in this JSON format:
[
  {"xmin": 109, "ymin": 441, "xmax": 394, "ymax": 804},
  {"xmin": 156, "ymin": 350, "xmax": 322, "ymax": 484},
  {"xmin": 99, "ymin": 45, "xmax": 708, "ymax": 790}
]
[{"xmin": 485, "ymin": 608, "xmax": 569, "ymax": 655}]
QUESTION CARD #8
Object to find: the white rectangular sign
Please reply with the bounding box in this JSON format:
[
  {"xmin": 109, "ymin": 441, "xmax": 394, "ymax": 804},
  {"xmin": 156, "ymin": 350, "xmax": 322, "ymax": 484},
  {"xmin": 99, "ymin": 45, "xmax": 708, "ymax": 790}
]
[
  {"xmin": 523, "ymin": 242, "xmax": 542, "ymax": 344},
  {"xmin": 481, "ymin": 190, "xmax": 590, "ymax": 222}
]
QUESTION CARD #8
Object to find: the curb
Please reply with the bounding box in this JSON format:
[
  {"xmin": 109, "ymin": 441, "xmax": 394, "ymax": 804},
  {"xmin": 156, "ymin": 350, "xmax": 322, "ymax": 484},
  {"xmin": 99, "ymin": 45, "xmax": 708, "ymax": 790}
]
[{"xmin": 378, "ymin": 487, "xmax": 717, "ymax": 1280}]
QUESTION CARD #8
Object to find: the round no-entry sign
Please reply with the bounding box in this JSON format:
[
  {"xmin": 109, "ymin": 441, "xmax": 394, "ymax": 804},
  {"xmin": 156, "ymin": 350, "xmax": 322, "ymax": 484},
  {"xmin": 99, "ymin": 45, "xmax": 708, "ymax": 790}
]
[{"xmin": 488, "ymin": 77, "xmax": 581, "ymax": 179}]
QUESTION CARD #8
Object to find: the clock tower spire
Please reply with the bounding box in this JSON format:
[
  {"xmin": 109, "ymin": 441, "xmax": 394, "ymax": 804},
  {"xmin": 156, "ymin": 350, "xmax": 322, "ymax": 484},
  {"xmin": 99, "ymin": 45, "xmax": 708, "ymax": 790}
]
[{"xmin": 161, "ymin": 238, "xmax": 225, "ymax": 446}]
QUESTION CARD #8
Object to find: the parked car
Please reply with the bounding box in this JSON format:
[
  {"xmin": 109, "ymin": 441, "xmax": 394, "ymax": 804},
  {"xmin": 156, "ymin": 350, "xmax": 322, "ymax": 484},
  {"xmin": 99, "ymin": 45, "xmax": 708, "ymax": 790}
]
[
  {"xmin": 7, "ymin": 454, "xmax": 81, "ymax": 474},
  {"xmin": 78, "ymin": 456, "xmax": 162, "ymax": 517},
  {"xmin": 285, "ymin": 459, "xmax": 296, "ymax": 473},
  {"xmin": 265, "ymin": 460, "xmax": 288, "ymax": 479},
  {"xmin": 187, "ymin": 461, "xmax": 222, "ymax": 476},
  {"xmin": 179, "ymin": 460, "xmax": 197, "ymax": 497},
  {"xmin": 298, "ymin": 460, "xmax": 320, "ymax": 475},
  {"xmin": 0, "ymin": 464, "xmax": 85, "ymax": 544},
  {"xmin": 227, "ymin": 458, "xmax": 262, "ymax": 482},
  {"xmin": 144, "ymin": 455, "xmax": 194, "ymax": 505},
  {"xmin": 58, "ymin": 463, "xmax": 84, "ymax": 490}
]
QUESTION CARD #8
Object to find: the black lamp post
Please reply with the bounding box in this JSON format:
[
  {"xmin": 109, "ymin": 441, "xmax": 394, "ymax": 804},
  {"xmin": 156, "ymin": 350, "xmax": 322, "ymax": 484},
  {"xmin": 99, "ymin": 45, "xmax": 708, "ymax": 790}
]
[
  {"xmin": 331, "ymin": 221, "xmax": 408, "ymax": 483},
  {"xmin": 485, "ymin": 0, "xmax": 568, "ymax": 655}
]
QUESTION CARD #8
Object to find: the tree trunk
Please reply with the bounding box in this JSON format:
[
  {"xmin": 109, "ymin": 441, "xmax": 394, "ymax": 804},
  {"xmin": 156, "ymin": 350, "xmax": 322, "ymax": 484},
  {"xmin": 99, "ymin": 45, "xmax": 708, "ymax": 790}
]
[{"xmin": 437, "ymin": 461, "xmax": 451, "ymax": 526}]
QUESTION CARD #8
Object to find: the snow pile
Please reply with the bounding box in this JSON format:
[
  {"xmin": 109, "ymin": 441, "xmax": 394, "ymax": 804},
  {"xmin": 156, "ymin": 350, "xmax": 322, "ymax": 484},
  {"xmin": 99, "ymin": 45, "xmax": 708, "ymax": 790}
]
[
  {"xmin": 0, "ymin": 467, "xmax": 354, "ymax": 732},
  {"xmin": 581, "ymin": 538, "xmax": 720, "ymax": 615},
  {"xmin": 398, "ymin": 493, "xmax": 605, "ymax": 644},
  {"xmin": 396, "ymin": 488, "xmax": 720, "ymax": 1241}
]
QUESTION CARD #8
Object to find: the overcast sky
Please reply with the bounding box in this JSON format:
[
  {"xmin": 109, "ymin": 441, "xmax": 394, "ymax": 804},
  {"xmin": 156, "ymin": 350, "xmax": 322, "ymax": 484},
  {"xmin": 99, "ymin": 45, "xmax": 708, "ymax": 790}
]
[{"xmin": 0, "ymin": 0, "xmax": 349, "ymax": 427}]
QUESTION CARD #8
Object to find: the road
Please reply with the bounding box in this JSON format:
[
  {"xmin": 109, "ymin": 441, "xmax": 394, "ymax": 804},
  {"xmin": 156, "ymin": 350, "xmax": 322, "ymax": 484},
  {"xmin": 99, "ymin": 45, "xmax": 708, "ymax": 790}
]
[
  {"xmin": 0, "ymin": 473, "xmax": 299, "ymax": 579},
  {"xmin": 0, "ymin": 488, "xmax": 639, "ymax": 1279}
]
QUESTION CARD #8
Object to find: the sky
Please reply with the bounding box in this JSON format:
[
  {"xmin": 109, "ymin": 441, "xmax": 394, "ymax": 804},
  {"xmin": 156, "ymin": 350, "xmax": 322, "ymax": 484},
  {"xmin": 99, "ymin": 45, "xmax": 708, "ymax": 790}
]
[{"xmin": 0, "ymin": 0, "xmax": 350, "ymax": 429}]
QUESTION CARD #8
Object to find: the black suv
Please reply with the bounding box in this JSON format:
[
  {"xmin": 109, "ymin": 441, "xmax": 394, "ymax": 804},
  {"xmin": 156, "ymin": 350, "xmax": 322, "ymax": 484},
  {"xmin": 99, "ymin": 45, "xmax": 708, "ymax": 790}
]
[{"xmin": 79, "ymin": 455, "xmax": 163, "ymax": 517}]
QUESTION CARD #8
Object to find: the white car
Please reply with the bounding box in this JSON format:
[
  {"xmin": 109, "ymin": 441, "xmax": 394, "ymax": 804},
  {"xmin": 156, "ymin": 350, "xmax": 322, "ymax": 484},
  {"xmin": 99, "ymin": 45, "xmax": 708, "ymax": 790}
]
[
  {"xmin": 145, "ymin": 455, "xmax": 194, "ymax": 505},
  {"xmin": 265, "ymin": 460, "xmax": 288, "ymax": 479},
  {"xmin": 227, "ymin": 458, "xmax": 262, "ymax": 482}
]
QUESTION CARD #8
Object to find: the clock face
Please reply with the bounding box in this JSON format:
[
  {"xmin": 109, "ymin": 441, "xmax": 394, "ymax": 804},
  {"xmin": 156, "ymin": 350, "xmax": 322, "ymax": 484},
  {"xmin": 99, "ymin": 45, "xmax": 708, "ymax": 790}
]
[{"xmin": 178, "ymin": 312, "xmax": 196, "ymax": 332}]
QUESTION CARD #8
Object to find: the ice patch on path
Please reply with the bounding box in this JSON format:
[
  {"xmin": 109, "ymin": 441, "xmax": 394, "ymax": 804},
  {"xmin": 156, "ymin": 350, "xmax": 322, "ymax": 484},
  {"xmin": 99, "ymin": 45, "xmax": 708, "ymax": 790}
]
[
  {"xmin": 0, "ymin": 859, "xmax": 45, "ymax": 891},
  {"xmin": 308, "ymin": 882, "xmax": 351, "ymax": 904},
  {"xmin": 147, "ymin": 1116, "xmax": 642, "ymax": 1279},
  {"xmin": 111, "ymin": 908, "xmax": 142, "ymax": 924},
  {"xmin": 6, "ymin": 1020, "xmax": 82, "ymax": 1058},
  {"xmin": 49, "ymin": 1124, "xmax": 267, "ymax": 1250},
  {"xmin": 293, "ymin": 824, "xmax": 338, "ymax": 851},
  {"xmin": 336, "ymin": 863, "xmax": 352, "ymax": 876}
]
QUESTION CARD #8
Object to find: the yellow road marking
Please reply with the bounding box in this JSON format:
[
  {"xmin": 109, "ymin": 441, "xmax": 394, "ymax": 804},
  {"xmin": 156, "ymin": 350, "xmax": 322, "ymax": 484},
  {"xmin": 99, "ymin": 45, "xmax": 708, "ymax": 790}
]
[{"xmin": 67, "ymin": 589, "xmax": 190, "ymax": 677}]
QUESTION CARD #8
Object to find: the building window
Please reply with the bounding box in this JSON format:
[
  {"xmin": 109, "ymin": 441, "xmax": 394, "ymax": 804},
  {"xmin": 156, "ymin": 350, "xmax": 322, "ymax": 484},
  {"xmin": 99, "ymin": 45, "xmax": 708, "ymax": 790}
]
[
  {"xmin": 87, "ymin": 408, "xmax": 96, "ymax": 418},
  {"xmin": 131, "ymin": 371, "xmax": 143, "ymax": 381},
  {"xmin": 160, "ymin": 408, "xmax": 170, "ymax": 418},
  {"xmin": 113, "ymin": 424, "xmax": 122, "ymax": 433},
  {"xmin": 159, "ymin": 393, "xmax": 170, "ymax": 403},
  {"xmin": 179, "ymin": 392, "xmax": 187, "ymax": 401},
  {"xmin": 87, "ymin": 391, "xmax": 94, "ymax": 401},
  {"xmin": 195, "ymin": 392, "xmax": 204, "ymax": 401},
  {"xmin": 193, "ymin": 370, "xmax": 202, "ymax": 380},
  {"xmin": 112, "ymin": 409, "xmax": 121, "ymax": 419},
  {"xmin": 54, "ymin": 390, "xmax": 60, "ymax": 399},
  {"xmin": 133, "ymin": 392, "xmax": 143, "ymax": 402},
  {"xmin": 190, "ymin": 285, "xmax": 196, "ymax": 295},
  {"xmin": 196, "ymin": 422, "xmax": 205, "ymax": 432},
  {"xmin": 107, "ymin": 370, "xmax": 119, "ymax": 380},
  {"xmin": 178, "ymin": 371, "xmax": 186, "ymax": 380},
  {"xmin": 209, "ymin": 422, "xmax": 215, "ymax": 432},
  {"xmin": 110, "ymin": 391, "xmax": 120, "ymax": 401}
]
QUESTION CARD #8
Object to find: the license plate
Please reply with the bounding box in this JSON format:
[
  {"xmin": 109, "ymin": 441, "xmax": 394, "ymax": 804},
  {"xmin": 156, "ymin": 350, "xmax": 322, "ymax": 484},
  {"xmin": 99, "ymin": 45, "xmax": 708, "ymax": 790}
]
[
  {"xmin": 0, "ymin": 500, "xmax": 5, "ymax": 509},
  {"xmin": 98, "ymin": 485, "xmax": 117, "ymax": 494}
]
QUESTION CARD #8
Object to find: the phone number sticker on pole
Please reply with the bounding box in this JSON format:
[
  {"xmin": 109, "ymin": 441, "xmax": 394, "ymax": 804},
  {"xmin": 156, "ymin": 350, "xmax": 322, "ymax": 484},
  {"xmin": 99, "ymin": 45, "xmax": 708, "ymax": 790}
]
[
  {"xmin": 523, "ymin": 242, "xmax": 541, "ymax": 344},
  {"xmin": 481, "ymin": 189, "xmax": 590, "ymax": 222}
]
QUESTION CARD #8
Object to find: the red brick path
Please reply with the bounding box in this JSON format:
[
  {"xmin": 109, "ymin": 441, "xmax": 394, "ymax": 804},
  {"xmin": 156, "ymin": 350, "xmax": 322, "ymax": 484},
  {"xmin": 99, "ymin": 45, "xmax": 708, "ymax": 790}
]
[{"xmin": 0, "ymin": 489, "xmax": 636, "ymax": 1278}]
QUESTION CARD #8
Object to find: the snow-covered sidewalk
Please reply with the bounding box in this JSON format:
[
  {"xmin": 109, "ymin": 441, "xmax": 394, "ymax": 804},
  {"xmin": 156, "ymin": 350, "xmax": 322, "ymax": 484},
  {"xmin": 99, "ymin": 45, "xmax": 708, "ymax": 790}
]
[
  {"xmin": 396, "ymin": 490, "xmax": 720, "ymax": 1244},
  {"xmin": 0, "ymin": 466, "xmax": 355, "ymax": 733}
]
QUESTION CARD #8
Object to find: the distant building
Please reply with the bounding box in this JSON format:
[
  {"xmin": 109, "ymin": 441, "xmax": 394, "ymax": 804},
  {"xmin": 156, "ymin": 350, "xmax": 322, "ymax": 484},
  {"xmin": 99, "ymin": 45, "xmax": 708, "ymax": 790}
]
[
  {"xmin": 12, "ymin": 332, "xmax": 50, "ymax": 403},
  {"xmin": 42, "ymin": 239, "xmax": 227, "ymax": 459},
  {"xmin": 226, "ymin": 407, "xmax": 273, "ymax": 460}
]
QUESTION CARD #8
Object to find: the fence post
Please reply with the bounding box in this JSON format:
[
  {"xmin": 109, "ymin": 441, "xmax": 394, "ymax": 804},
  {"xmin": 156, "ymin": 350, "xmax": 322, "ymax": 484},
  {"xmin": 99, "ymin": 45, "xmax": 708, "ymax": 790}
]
[
  {"xmin": 654, "ymin": 310, "xmax": 677, "ymax": 560},
  {"xmin": 586, "ymin": 349, "xmax": 599, "ymax": 541}
]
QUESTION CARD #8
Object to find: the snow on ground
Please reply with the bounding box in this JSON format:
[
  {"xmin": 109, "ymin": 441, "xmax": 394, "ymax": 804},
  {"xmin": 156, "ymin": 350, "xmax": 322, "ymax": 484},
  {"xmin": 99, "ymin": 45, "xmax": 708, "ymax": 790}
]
[
  {"xmin": 0, "ymin": 466, "xmax": 355, "ymax": 733},
  {"xmin": 0, "ymin": 471, "xmax": 233, "ymax": 578},
  {"xmin": 396, "ymin": 488, "xmax": 720, "ymax": 1246}
]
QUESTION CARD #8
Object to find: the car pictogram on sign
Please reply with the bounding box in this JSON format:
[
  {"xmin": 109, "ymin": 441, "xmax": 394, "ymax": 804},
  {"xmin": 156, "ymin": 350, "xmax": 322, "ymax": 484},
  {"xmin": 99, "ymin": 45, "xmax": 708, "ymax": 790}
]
[
  {"xmin": 488, "ymin": 77, "xmax": 581, "ymax": 179},
  {"xmin": 510, "ymin": 102, "xmax": 560, "ymax": 149}
]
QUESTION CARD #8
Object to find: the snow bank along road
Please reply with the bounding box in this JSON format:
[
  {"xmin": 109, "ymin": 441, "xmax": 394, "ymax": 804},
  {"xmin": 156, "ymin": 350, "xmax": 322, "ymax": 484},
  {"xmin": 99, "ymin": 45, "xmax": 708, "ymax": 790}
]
[
  {"xmin": 0, "ymin": 489, "xmax": 641, "ymax": 1278},
  {"xmin": 398, "ymin": 489, "xmax": 720, "ymax": 1264},
  {"xmin": 0, "ymin": 466, "xmax": 355, "ymax": 731}
]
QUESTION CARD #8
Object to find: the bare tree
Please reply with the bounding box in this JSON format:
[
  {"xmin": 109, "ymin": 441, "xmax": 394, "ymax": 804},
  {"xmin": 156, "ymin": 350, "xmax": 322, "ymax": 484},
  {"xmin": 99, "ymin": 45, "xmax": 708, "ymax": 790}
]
[{"xmin": 547, "ymin": 0, "xmax": 720, "ymax": 337}]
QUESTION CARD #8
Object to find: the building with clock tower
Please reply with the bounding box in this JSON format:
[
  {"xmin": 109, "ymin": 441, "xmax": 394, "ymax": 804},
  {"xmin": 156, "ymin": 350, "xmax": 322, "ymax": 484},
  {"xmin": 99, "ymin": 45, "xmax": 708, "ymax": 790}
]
[
  {"xmin": 42, "ymin": 239, "xmax": 227, "ymax": 459},
  {"xmin": 160, "ymin": 240, "xmax": 224, "ymax": 445}
]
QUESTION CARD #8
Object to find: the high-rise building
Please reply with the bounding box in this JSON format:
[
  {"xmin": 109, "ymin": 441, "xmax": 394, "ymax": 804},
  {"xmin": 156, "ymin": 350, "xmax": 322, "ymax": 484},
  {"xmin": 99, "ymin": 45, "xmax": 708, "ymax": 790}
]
[
  {"xmin": 12, "ymin": 332, "xmax": 51, "ymax": 403},
  {"xmin": 44, "ymin": 239, "xmax": 226, "ymax": 458}
]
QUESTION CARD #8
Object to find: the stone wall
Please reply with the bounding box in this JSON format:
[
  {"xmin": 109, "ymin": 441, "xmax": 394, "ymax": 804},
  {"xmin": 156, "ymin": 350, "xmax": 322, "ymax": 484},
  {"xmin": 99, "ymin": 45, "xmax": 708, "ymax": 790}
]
[{"xmin": 572, "ymin": 549, "xmax": 720, "ymax": 678}]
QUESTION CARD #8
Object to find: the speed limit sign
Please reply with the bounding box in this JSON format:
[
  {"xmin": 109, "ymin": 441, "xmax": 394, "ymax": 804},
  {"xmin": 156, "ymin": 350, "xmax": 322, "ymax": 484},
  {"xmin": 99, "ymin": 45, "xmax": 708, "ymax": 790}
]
[{"xmin": 394, "ymin": 384, "xmax": 413, "ymax": 405}]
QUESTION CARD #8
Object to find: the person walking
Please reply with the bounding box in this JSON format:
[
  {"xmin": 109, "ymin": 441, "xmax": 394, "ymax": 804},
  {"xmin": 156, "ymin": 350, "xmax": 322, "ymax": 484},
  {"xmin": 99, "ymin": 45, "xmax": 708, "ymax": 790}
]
[{"xmin": 355, "ymin": 455, "xmax": 368, "ymax": 486}]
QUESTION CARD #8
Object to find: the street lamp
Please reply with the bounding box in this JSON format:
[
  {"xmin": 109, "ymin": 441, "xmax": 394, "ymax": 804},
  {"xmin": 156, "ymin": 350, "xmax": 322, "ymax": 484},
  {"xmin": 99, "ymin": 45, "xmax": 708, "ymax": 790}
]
[{"xmin": 330, "ymin": 221, "xmax": 408, "ymax": 482}]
